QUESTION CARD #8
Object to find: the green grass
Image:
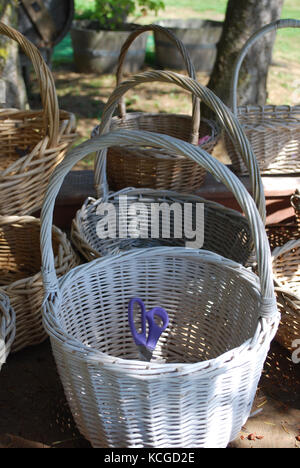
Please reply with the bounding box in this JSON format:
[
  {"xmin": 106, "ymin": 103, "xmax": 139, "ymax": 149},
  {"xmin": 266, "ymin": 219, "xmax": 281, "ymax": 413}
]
[{"xmin": 162, "ymin": 0, "xmax": 226, "ymax": 14}]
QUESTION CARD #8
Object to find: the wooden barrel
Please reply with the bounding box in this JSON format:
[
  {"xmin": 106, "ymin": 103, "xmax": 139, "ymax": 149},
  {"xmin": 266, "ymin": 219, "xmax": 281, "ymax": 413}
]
[
  {"xmin": 71, "ymin": 21, "xmax": 148, "ymax": 74},
  {"xmin": 154, "ymin": 19, "xmax": 223, "ymax": 72}
]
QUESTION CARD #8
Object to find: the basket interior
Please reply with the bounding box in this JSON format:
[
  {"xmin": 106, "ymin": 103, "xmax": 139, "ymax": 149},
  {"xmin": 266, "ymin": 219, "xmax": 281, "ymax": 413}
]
[
  {"xmin": 79, "ymin": 195, "xmax": 252, "ymax": 265},
  {"xmin": 0, "ymin": 110, "xmax": 73, "ymax": 172},
  {"xmin": 58, "ymin": 252, "xmax": 261, "ymax": 364},
  {"xmin": 0, "ymin": 222, "xmax": 60, "ymax": 285},
  {"xmin": 237, "ymin": 105, "xmax": 300, "ymax": 126}
]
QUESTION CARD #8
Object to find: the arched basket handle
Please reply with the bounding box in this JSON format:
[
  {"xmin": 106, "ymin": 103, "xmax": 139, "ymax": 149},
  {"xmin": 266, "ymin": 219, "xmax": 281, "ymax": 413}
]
[
  {"xmin": 230, "ymin": 19, "xmax": 300, "ymax": 115},
  {"xmin": 41, "ymin": 128, "xmax": 275, "ymax": 319},
  {"xmin": 0, "ymin": 21, "xmax": 60, "ymax": 146},
  {"xmin": 94, "ymin": 70, "xmax": 265, "ymax": 223},
  {"xmin": 115, "ymin": 24, "xmax": 200, "ymax": 145}
]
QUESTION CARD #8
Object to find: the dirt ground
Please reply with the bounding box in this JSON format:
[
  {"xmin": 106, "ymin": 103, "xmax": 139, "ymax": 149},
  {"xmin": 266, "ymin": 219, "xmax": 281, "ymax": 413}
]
[{"xmin": 0, "ymin": 337, "xmax": 299, "ymax": 448}]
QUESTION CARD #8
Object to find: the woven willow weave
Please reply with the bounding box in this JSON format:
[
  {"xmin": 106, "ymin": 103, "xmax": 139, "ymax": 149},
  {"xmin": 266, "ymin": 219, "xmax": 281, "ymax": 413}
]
[
  {"xmin": 226, "ymin": 19, "xmax": 300, "ymax": 175},
  {"xmin": 0, "ymin": 22, "xmax": 77, "ymax": 215},
  {"xmin": 72, "ymin": 71, "xmax": 265, "ymax": 265},
  {"xmin": 41, "ymin": 129, "xmax": 279, "ymax": 448},
  {"xmin": 0, "ymin": 291, "xmax": 15, "ymax": 369},
  {"xmin": 0, "ymin": 216, "xmax": 80, "ymax": 352},
  {"xmin": 92, "ymin": 24, "xmax": 219, "ymax": 192},
  {"xmin": 272, "ymin": 239, "xmax": 300, "ymax": 350}
]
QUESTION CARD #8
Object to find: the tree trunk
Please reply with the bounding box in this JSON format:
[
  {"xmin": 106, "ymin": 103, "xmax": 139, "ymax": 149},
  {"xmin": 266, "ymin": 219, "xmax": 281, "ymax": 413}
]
[
  {"xmin": 0, "ymin": 0, "xmax": 28, "ymax": 108},
  {"xmin": 206, "ymin": 0, "xmax": 284, "ymax": 114}
]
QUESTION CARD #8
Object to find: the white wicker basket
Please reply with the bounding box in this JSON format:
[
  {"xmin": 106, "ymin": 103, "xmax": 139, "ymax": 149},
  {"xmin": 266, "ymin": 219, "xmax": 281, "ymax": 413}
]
[
  {"xmin": 0, "ymin": 290, "xmax": 15, "ymax": 369},
  {"xmin": 41, "ymin": 129, "xmax": 279, "ymax": 448},
  {"xmin": 71, "ymin": 71, "xmax": 266, "ymax": 266}
]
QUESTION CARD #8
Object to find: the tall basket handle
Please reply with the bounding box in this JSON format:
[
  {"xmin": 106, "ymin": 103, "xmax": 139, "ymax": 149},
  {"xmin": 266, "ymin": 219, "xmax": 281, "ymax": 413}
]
[
  {"xmin": 230, "ymin": 19, "xmax": 300, "ymax": 116},
  {"xmin": 0, "ymin": 22, "xmax": 60, "ymax": 146},
  {"xmin": 115, "ymin": 24, "xmax": 200, "ymax": 144},
  {"xmin": 94, "ymin": 70, "xmax": 265, "ymax": 222},
  {"xmin": 41, "ymin": 129, "xmax": 276, "ymax": 319}
]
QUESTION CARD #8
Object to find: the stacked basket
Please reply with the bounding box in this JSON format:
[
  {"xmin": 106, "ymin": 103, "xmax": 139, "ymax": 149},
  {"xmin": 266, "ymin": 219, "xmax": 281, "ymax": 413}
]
[{"xmin": 0, "ymin": 23, "xmax": 80, "ymax": 353}]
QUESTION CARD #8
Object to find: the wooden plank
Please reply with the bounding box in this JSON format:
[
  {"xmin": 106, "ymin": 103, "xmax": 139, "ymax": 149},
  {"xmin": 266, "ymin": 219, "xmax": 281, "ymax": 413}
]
[{"xmin": 20, "ymin": 0, "xmax": 57, "ymax": 44}]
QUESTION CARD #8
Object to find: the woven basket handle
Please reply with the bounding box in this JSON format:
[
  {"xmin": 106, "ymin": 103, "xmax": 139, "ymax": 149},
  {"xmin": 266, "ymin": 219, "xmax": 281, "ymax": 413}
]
[
  {"xmin": 94, "ymin": 70, "xmax": 265, "ymax": 222},
  {"xmin": 230, "ymin": 18, "xmax": 300, "ymax": 115},
  {"xmin": 41, "ymin": 129, "xmax": 276, "ymax": 319},
  {"xmin": 116, "ymin": 24, "xmax": 200, "ymax": 144},
  {"xmin": 0, "ymin": 21, "xmax": 60, "ymax": 145}
]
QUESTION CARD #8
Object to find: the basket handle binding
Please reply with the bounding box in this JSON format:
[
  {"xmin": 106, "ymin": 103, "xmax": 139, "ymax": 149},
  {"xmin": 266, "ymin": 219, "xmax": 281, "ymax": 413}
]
[
  {"xmin": 230, "ymin": 18, "xmax": 300, "ymax": 116},
  {"xmin": 115, "ymin": 24, "xmax": 200, "ymax": 145},
  {"xmin": 94, "ymin": 70, "xmax": 266, "ymax": 222},
  {"xmin": 0, "ymin": 22, "xmax": 60, "ymax": 146}
]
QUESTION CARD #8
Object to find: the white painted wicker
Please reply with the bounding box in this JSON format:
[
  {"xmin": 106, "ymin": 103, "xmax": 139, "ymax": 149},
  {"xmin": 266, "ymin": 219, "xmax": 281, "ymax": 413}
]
[
  {"xmin": 71, "ymin": 71, "xmax": 265, "ymax": 265},
  {"xmin": 41, "ymin": 129, "xmax": 279, "ymax": 448},
  {"xmin": 0, "ymin": 290, "xmax": 15, "ymax": 369}
]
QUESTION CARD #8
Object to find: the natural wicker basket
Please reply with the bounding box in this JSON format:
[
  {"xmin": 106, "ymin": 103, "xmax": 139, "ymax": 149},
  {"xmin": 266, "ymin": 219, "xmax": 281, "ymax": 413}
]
[
  {"xmin": 272, "ymin": 239, "xmax": 300, "ymax": 351},
  {"xmin": 41, "ymin": 128, "xmax": 279, "ymax": 449},
  {"xmin": 0, "ymin": 22, "xmax": 77, "ymax": 216},
  {"xmin": 0, "ymin": 290, "xmax": 15, "ymax": 369},
  {"xmin": 92, "ymin": 24, "xmax": 219, "ymax": 192},
  {"xmin": 265, "ymin": 189, "xmax": 300, "ymax": 250},
  {"xmin": 0, "ymin": 215, "xmax": 80, "ymax": 353},
  {"xmin": 73, "ymin": 71, "xmax": 265, "ymax": 265},
  {"xmin": 226, "ymin": 19, "xmax": 300, "ymax": 175}
]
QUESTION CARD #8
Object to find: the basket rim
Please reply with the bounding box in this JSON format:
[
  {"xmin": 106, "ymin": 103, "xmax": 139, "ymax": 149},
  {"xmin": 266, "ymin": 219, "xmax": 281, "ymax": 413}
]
[
  {"xmin": 0, "ymin": 291, "xmax": 15, "ymax": 364},
  {"xmin": 42, "ymin": 247, "xmax": 279, "ymax": 377}
]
